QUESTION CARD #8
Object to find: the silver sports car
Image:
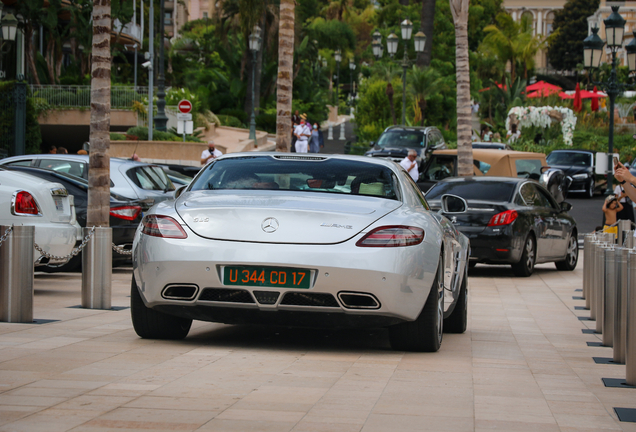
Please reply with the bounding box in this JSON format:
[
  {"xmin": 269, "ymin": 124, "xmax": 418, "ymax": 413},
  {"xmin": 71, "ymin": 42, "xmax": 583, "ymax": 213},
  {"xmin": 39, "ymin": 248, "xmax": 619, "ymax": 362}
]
[{"xmin": 131, "ymin": 153, "xmax": 470, "ymax": 352}]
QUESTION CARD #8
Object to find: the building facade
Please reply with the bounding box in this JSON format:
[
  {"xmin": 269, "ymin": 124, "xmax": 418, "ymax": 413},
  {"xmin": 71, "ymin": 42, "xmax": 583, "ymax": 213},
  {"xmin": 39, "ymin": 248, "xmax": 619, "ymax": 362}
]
[{"xmin": 503, "ymin": 0, "xmax": 568, "ymax": 73}]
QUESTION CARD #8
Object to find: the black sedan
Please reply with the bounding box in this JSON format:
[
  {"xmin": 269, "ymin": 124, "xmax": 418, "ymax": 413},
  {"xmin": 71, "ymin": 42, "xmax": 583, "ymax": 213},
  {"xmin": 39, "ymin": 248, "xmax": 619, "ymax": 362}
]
[
  {"xmin": 3, "ymin": 166, "xmax": 143, "ymax": 271},
  {"xmin": 425, "ymin": 177, "xmax": 578, "ymax": 276},
  {"xmin": 546, "ymin": 149, "xmax": 605, "ymax": 198}
]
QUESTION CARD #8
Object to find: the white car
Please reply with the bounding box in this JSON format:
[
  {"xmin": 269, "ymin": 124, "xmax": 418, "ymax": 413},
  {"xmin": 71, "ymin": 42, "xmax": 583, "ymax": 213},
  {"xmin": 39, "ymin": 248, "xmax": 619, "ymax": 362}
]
[
  {"xmin": 132, "ymin": 153, "xmax": 470, "ymax": 352},
  {"xmin": 0, "ymin": 169, "xmax": 80, "ymax": 266}
]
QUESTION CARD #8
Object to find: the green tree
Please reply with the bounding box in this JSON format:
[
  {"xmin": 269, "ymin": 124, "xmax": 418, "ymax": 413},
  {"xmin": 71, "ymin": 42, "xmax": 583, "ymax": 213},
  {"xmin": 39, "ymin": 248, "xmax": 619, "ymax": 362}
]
[
  {"xmin": 547, "ymin": 0, "xmax": 600, "ymax": 71},
  {"xmin": 407, "ymin": 65, "xmax": 447, "ymax": 125}
]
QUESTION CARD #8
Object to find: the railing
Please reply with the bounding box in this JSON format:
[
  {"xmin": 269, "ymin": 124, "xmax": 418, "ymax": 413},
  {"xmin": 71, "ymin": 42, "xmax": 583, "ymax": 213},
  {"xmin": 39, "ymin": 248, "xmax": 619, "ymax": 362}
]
[
  {"xmin": 29, "ymin": 85, "xmax": 154, "ymax": 109},
  {"xmin": 136, "ymin": 106, "xmax": 179, "ymax": 128}
]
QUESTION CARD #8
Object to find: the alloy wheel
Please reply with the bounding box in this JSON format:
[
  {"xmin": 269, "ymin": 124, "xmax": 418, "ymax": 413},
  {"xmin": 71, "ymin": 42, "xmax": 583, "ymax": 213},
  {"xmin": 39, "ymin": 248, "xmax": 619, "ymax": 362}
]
[
  {"xmin": 567, "ymin": 236, "xmax": 578, "ymax": 267},
  {"xmin": 526, "ymin": 238, "xmax": 535, "ymax": 271}
]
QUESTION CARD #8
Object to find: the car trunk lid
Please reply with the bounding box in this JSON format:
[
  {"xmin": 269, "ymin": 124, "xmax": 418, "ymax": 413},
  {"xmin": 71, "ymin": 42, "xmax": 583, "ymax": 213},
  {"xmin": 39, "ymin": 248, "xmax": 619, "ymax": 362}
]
[
  {"xmin": 176, "ymin": 191, "xmax": 402, "ymax": 244},
  {"xmin": 429, "ymin": 200, "xmax": 510, "ymax": 234}
]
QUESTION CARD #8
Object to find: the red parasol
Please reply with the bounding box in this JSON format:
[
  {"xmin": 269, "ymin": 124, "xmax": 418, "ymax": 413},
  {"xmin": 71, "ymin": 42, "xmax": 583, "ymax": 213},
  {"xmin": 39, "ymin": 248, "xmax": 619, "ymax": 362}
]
[
  {"xmin": 591, "ymin": 86, "xmax": 600, "ymax": 111},
  {"xmin": 526, "ymin": 87, "xmax": 562, "ymax": 98},
  {"xmin": 526, "ymin": 81, "xmax": 562, "ymax": 93},
  {"xmin": 573, "ymin": 83, "xmax": 582, "ymax": 112}
]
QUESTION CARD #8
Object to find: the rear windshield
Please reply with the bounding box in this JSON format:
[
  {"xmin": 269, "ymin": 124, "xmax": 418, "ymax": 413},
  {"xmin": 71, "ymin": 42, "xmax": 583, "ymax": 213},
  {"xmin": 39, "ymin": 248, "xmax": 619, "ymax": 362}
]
[
  {"xmin": 547, "ymin": 152, "xmax": 591, "ymax": 167},
  {"xmin": 425, "ymin": 181, "xmax": 516, "ymax": 202},
  {"xmin": 189, "ymin": 156, "xmax": 400, "ymax": 200},
  {"xmin": 377, "ymin": 130, "xmax": 425, "ymax": 148},
  {"xmin": 126, "ymin": 166, "xmax": 175, "ymax": 191}
]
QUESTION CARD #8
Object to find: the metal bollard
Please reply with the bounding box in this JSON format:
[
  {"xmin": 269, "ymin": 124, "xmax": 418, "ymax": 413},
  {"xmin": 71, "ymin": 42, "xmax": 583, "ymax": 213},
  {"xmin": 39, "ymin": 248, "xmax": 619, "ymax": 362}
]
[
  {"xmin": 625, "ymin": 231, "xmax": 635, "ymax": 249},
  {"xmin": 588, "ymin": 240, "xmax": 598, "ymax": 313},
  {"xmin": 583, "ymin": 234, "xmax": 595, "ymax": 301},
  {"xmin": 626, "ymin": 251, "xmax": 636, "ymax": 385},
  {"xmin": 603, "ymin": 247, "xmax": 616, "ymax": 346},
  {"xmin": 0, "ymin": 225, "xmax": 34, "ymax": 323},
  {"xmin": 618, "ymin": 220, "xmax": 631, "ymax": 246},
  {"xmin": 615, "ymin": 247, "xmax": 629, "ymax": 363},
  {"xmin": 339, "ymin": 123, "xmax": 346, "ymax": 140},
  {"xmin": 81, "ymin": 227, "xmax": 112, "ymax": 310},
  {"xmin": 596, "ymin": 243, "xmax": 610, "ymax": 333}
]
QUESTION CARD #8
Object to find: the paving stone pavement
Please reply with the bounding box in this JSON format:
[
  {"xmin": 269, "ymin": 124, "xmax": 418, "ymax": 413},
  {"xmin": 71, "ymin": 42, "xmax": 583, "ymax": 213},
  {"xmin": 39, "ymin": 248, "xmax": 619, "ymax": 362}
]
[{"xmin": 0, "ymin": 258, "xmax": 634, "ymax": 431}]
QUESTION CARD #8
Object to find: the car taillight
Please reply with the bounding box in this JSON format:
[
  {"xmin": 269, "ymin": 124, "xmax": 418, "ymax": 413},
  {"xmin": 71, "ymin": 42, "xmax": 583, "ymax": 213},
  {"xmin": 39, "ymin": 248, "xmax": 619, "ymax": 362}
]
[
  {"xmin": 13, "ymin": 191, "xmax": 40, "ymax": 215},
  {"xmin": 356, "ymin": 226, "xmax": 424, "ymax": 247},
  {"xmin": 141, "ymin": 215, "xmax": 187, "ymax": 239},
  {"xmin": 488, "ymin": 210, "xmax": 518, "ymax": 226},
  {"xmin": 110, "ymin": 205, "xmax": 142, "ymax": 221}
]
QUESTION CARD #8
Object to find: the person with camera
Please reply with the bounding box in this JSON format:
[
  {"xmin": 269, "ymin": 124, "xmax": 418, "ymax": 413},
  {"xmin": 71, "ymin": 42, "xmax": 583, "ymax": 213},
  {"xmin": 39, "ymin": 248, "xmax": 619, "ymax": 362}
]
[{"xmin": 201, "ymin": 140, "xmax": 223, "ymax": 165}]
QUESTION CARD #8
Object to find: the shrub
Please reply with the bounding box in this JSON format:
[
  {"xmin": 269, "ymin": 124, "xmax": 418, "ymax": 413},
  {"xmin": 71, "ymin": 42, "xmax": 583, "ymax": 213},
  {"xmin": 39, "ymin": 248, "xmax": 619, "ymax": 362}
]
[
  {"xmin": 255, "ymin": 113, "xmax": 276, "ymax": 133},
  {"xmin": 219, "ymin": 108, "xmax": 248, "ymax": 123},
  {"xmin": 216, "ymin": 115, "xmax": 244, "ymax": 128}
]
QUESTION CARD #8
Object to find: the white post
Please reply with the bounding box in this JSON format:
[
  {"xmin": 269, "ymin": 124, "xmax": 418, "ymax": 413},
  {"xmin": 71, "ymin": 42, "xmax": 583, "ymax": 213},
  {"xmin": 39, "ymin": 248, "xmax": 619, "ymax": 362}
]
[
  {"xmin": 339, "ymin": 122, "xmax": 346, "ymax": 140},
  {"xmin": 328, "ymin": 123, "xmax": 334, "ymax": 140}
]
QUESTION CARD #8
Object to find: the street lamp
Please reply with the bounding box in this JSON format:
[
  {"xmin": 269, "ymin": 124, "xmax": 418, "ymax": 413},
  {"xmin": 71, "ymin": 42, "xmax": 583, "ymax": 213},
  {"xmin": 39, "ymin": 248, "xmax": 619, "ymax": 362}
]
[
  {"xmin": 1, "ymin": 13, "xmax": 18, "ymax": 42},
  {"xmin": 583, "ymin": 6, "xmax": 636, "ymax": 195},
  {"xmin": 248, "ymin": 26, "xmax": 262, "ymax": 143},
  {"xmin": 349, "ymin": 58, "xmax": 356, "ymax": 114},
  {"xmin": 154, "ymin": 0, "xmax": 168, "ymax": 131},
  {"xmin": 380, "ymin": 20, "xmax": 426, "ymax": 125},
  {"xmin": 335, "ymin": 49, "xmax": 342, "ymax": 105}
]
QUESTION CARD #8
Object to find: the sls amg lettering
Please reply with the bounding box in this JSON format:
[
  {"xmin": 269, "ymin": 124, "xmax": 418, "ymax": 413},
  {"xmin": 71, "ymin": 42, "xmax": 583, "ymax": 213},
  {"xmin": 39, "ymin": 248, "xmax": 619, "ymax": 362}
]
[
  {"xmin": 320, "ymin": 223, "xmax": 353, "ymax": 229},
  {"xmin": 193, "ymin": 217, "xmax": 209, "ymax": 223}
]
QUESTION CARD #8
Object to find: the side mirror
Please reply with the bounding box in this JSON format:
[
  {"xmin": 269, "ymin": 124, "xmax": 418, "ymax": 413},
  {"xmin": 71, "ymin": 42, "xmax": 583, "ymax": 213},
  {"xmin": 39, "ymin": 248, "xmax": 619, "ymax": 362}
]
[
  {"xmin": 174, "ymin": 185, "xmax": 187, "ymax": 199},
  {"xmin": 560, "ymin": 201, "xmax": 572, "ymax": 212},
  {"xmin": 440, "ymin": 194, "xmax": 467, "ymax": 214},
  {"xmin": 369, "ymin": 141, "xmax": 375, "ymax": 147}
]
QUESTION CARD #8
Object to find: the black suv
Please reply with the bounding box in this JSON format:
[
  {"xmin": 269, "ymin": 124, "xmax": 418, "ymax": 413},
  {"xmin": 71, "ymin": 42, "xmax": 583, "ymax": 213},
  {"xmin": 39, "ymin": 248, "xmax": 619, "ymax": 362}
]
[
  {"xmin": 364, "ymin": 126, "xmax": 446, "ymax": 168},
  {"xmin": 546, "ymin": 149, "xmax": 605, "ymax": 198}
]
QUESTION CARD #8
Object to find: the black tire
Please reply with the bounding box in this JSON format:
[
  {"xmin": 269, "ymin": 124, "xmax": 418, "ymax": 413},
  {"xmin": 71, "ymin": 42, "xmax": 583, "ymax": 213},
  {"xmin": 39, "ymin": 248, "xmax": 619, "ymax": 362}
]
[
  {"xmin": 389, "ymin": 258, "xmax": 443, "ymax": 352},
  {"xmin": 555, "ymin": 234, "xmax": 578, "ymax": 271},
  {"xmin": 511, "ymin": 234, "xmax": 536, "ymax": 277},
  {"xmin": 444, "ymin": 270, "xmax": 468, "ymax": 333},
  {"xmin": 586, "ymin": 180, "xmax": 595, "ymax": 198},
  {"xmin": 130, "ymin": 277, "xmax": 192, "ymax": 340}
]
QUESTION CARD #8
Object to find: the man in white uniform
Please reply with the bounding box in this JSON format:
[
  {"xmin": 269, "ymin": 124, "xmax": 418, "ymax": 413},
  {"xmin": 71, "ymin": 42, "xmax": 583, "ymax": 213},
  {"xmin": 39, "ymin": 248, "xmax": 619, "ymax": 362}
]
[
  {"xmin": 201, "ymin": 140, "xmax": 223, "ymax": 165},
  {"xmin": 400, "ymin": 149, "xmax": 419, "ymax": 182},
  {"xmin": 293, "ymin": 114, "xmax": 311, "ymax": 153}
]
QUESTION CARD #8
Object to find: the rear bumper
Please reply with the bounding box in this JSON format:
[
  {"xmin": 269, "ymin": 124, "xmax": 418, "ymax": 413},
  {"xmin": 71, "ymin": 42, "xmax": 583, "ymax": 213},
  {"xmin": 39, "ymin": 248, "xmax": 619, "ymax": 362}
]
[{"xmin": 459, "ymin": 226, "xmax": 523, "ymax": 264}]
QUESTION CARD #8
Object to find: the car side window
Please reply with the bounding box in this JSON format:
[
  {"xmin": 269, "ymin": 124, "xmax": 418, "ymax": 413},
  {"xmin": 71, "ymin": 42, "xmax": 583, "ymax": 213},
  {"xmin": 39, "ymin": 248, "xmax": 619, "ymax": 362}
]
[
  {"xmin": 404, "ymin": 174, "xmax": 430, "ymax": 209},
  {"xmin": 424, "ymin": 156, "xmax": 455, "ymax": 181},
  {"xmin": 5, "ymin": 160, "xmax": 33, "ymax": 167},
  {"xmin": 515, "ymin": 159, "xmax": 543, "ymax": 180},
  {"xmin": 514, "ymin": 192, "xmax": 527, "ymax": 207},
  {"xmin": 38, "ymin": 159, "xmax": 86, "ymax": 178},
  {"xmin": 535, "ymin": 186, "xmax": 557, "ymax": 210},
  {"xmin": 520, "ymin": 183, "xmax": 540, "ymax": 206}
]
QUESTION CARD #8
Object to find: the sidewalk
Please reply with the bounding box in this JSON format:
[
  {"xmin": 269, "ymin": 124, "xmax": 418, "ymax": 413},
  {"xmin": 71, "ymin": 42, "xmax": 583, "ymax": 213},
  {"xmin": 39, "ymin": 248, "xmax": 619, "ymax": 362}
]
[{"xmin": 0, "ymin": 258, "xmax": 634, "ymax": 431}]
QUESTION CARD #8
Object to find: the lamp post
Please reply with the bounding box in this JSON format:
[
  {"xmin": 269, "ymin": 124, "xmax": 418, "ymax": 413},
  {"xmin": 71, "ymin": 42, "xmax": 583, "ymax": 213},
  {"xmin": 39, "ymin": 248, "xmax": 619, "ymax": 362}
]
[
  {"xmin": 1, "ymin": 12, "xmax": 18, "ymax": 43},
  {"xmin": 154, "ymin": 0, "xmax": 168, "ymax": 131},
  {"xmin": 374, "ymin": 21, "xmax": 426, "ymax": 125},
  {"xmin": 248, "ymin": 26, "xmax": 261, "ymax": 143},
  {"xmin": 349, "ymin": 58, "xmax": 356, "ymax": 114},
  {"xmin": 335, "ymin": 49, "xmax": 342, "ymax": 106},
  {"xmin": 583, "ymin": 6, "xmax": 635, "ymax": 195}
]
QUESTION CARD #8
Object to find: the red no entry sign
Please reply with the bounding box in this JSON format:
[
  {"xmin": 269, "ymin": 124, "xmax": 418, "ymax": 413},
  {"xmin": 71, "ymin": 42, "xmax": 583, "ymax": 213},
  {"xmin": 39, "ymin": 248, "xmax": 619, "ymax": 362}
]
[{"xmin": 178, "ymin": 100, "xmax": 192, "ymax": 114}]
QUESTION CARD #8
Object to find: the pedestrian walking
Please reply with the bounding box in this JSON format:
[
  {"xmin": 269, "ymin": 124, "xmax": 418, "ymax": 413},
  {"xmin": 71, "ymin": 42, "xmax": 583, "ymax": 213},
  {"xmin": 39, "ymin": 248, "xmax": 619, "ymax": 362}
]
[
  {"xmin": 399, "ymin": 149, "xmax": 419, "ymax": 182},
  {"xmin": 294, "ymin": 114, "xmax": 312, "ymax": 153},
  {"xmin": 291, "ymin": 110, "xmax": 301, "ymax": 153},
  {"xmin": 309, "ymin": 123, "xmax": 324, "ymax": 153}
]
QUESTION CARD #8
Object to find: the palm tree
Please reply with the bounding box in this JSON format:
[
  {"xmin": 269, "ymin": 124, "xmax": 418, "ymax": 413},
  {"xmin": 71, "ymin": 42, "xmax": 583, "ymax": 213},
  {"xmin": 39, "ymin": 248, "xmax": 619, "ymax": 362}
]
[
  {"xmin": 276, "ymin": 0, "xmax": 295, "ymax": 152},
  {"xmin": 407, "ymin": 65, "xmax": 446, "ymax": 125},
  {"xmin": 450, "ymin": 0, "xmax": 473, "ymax": 177},
  {"xmin": 87, "ymin": 0, "xmax": 111, "ymax": 228},
  {"xmin": 480, "ymin": 13, "xmax": 544, "ymax": 84}
]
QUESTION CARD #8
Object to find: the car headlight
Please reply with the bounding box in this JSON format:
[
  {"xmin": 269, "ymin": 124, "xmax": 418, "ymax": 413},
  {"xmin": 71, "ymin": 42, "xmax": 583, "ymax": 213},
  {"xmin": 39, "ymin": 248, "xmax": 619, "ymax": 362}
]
[{"xmin": 572, "ymin": 173, "xmax": 589, "ymax": 180}]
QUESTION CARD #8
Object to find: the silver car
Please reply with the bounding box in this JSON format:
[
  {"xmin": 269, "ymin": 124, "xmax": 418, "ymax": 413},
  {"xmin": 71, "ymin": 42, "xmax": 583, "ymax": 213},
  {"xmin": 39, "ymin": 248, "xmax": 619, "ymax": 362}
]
[
  {"xmin": 0, "ymin": 155, "xmax": 175, "ymax": 210},
  {"xmin": 131, "ymin": 153, "xmax": 470, "ymax": 352}
]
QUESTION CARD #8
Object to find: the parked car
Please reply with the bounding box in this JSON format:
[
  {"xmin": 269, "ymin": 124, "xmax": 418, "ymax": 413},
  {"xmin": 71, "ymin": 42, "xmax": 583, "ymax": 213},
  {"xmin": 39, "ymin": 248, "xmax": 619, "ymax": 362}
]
[
  {"xmin": 0, "ymin": 155, "xmax": 175, "ymax": 210},
  {"xmin": 364, "ymin": 126, "xmax": 447, "ymax": 168},
  {"xmin": 425, "ymin": 177, "xmax": 578, "ymax": 276},
  {"xmin": 132, "ymin": 153, "xmax": 470, "ymax": 352},
  {"xmin": 0, "ymin": 168, "xmax": 80, "ymax": 267},
  {"xmin": 546, "ymin": 149, "xmax": 606, "ymax": 198},
  {"xmin": 472, "ymin": 141, "xmax": 512, "ymax": 150},
  {"xmin": 5, "ymin": 166, "xmax": 143, "ymax": 270},
  {"xmin": 417, "ymin": 149, "xmax": 569, "ymax": 199}
]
